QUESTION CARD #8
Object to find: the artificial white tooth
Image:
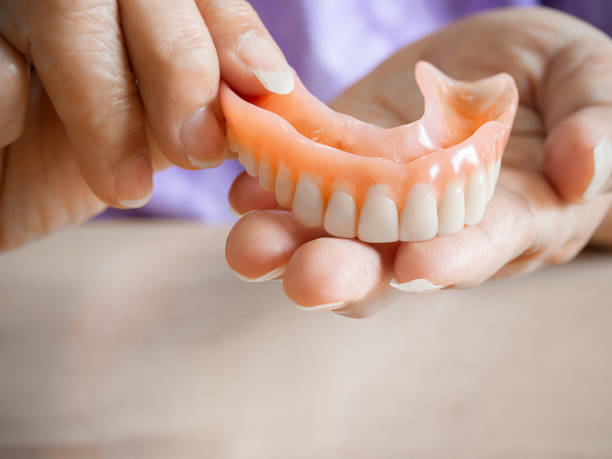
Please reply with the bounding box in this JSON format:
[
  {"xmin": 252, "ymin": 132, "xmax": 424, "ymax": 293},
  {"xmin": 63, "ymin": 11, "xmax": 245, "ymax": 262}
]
[
  {"xmin": 357, "ymin": 184, "xmax": 399, "ymax": 243},
  {"xmin": 324, "ymin": 189, "xmax": 357, "ymax": 238},
  {"xmin": 464, "ymin": 169, "xmax": 487, "ymax": 226},
  {"xmin": 238, "ymin": 150, "xmax": 258, "ymax": 177},
  {"xmin": 292, "ymin": 175, "xmax": 324, "ymax": 228},
  {"xmin": 486, "ymin": 163, "xmax": 497, "ymax": 201},
  {"xmin": 438, "ymin": 182, "xmax": 465, "ymax": 236},
  {"xmin": 258, "ymin": 157, "xmax": 275, "ymax": 192},
  {"xmin": 399, "ymin": 183, "xmax": 438, "ymax": 241},
  {"xmin": 275, "ymin": 164, "xmax": 294, "ymax": 208},
  {"xmin": 495, "ymin": 158, "xmax": 502, "ymax": 182},
  {"xmin": 227, "ymin": 124, "xmax": 239, "ymax": 153}
]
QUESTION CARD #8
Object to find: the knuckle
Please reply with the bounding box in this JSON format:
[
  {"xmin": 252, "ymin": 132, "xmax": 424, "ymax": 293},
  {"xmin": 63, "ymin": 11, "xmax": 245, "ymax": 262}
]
[
  {"xmin": 154, "ymin": 27, "xmax": 220, "ymax": 102},
  {"xmin": 200, "ymin": 0, "xmax": 262, "ymax": 31},
  {"xmin": 205, "ymin": 0, "xmax": 258, "ymax": 17}
]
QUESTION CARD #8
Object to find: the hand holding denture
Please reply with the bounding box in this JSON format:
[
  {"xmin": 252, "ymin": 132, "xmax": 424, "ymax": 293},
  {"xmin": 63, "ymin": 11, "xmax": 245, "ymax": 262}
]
[
  {"xmin": 223, "ymin": 61, "xmax": 517, "ymax": 242},
  {"xmin": 226, "ymin": 8, "xmax": 612, "ymax": 317},
  {"xmin": 0, "ymin": 0, "xmax": 293, "ymax": 249}
]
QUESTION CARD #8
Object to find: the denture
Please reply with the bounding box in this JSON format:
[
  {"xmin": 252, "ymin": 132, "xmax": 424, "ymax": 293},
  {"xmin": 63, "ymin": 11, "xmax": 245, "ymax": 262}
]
[{"xmin": 220, "ymin": 62, "xmax": 518, "ymax": 243}]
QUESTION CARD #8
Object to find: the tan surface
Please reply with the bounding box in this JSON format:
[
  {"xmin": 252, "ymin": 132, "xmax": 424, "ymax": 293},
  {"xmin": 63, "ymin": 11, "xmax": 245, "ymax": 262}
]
[{"xmin": 0, "ymin": 221, "xmax": 611, "ymax": 458}]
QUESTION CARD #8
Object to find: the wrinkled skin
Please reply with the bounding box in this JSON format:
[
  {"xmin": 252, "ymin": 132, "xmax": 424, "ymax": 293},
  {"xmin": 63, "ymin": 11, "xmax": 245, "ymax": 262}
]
[
  {"xmin": 0, "ymin": 0, "xmax": 292, "ymax": 249},
  {"xmin": 226, "ymin": 7, "xmax": 612, "ymax": 317}
]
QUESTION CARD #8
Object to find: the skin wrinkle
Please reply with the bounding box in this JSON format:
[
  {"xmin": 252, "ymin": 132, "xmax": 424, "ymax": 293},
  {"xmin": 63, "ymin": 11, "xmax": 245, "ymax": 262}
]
[
  {"xmin": 224, "ymin": 8, "xmax": 612, "ymax": 316},
  {"xmin": 30, "ymin": 52, "xmax": 141, "ymax": 149},
  {"xmin": 539, "ymin": 41, "xmax": 612, "ymax": 130},
  {"xmin": 29, "ymin": 2, "xmax": 147, "ymax": 189},
  {"xmin": 0, "ymin": 0, "xmax": 287, "ymax": 248}
]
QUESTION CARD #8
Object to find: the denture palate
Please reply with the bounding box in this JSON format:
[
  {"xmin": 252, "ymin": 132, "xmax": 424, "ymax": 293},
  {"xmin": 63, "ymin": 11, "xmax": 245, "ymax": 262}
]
[{"xmin": 221, "ymin": 61, "xmax": 518, "ymax": 243}]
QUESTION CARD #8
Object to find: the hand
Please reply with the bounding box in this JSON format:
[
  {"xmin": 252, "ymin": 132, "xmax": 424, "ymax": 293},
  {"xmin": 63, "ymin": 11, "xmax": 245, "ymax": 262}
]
[
  {"xmin": 225, "ymin": 7, "xmax": 612, "ymax": 317},
  {"xmin": 0, "ymin": 0, "xmax": 293, "ymax": 249}
]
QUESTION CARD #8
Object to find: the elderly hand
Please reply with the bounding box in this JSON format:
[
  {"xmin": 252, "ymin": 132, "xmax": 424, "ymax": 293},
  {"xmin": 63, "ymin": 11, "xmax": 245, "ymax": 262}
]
[
  {"xmin": 225, "ymin": 7, "xmax": 612, "ymax": 317},
  {"xmin": 0, "ymin": 0, "xmax": 293, "ymax": 249}
]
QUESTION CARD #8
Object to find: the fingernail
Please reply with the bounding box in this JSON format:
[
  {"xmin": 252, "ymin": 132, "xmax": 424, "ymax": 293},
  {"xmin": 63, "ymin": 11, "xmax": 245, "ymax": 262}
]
[
  {"xmin": 181, "ymin": 107, "xmax": 226, "ymax": 168},
  {"xmin": 120, "ymin": 190, "xmax": 152, "ymax": 209},
  {"xmin": 293, "ymin": 300, "xmax": 346, "ymax": 312},
  {"xmin": 117, "ymin": 154, "xmax": 153, "ymax": 208},
  {"xmin": 237, "ymin": 32, "xmax": 294, "ymax": 95},
  {"xmin": 389, "ymin": 278, "xmax": 443, "ymax": 293},
  {"xmin": 583, "ymin": 139, "xmax": 612, "ymax": 200},
  {"xmin": 234, "ymin": 265, "xmax": 286, "ymax": 282}
]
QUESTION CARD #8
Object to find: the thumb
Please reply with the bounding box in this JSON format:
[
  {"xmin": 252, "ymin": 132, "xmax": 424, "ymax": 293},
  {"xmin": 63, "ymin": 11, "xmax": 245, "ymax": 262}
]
[
  {"xmin": 196, "ymin": 0, "xmax": 295, "ymax": 96},
  {"xmin": 541, "ymin": 40, "xmax": 612, "ymax": 202}
]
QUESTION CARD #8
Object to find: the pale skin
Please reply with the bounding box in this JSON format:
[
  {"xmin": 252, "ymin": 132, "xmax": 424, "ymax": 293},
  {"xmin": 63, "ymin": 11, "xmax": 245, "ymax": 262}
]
[
  {"xmin": 226, "ymin": 8, "xmax": 612, "ymax": 317},
  {"xmin": 1, "ymin": 5, "xmax": 611, "ymax": 318},
  {"xmin": 0, "ymin": 0, "xmax": 293, "ymax": 249}
]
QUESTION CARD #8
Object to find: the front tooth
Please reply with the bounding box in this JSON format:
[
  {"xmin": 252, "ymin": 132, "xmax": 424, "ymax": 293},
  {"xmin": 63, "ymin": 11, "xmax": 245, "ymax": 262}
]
[
  {"xmin": 239, "ymin": 150, "xmax": 258, "ymax": 177},
  {"xmin": 324, "ymin": 188, "xmax": 357, "ymax": 238},
  {"xmin": 486, "ymin": 162, "xmax": 497, "ymax": 201},
  {"xmin": 399, "ymin": 183, "xmax": 438, "ymax": 241},
  {"xmin": 358, "ymin": 184, "xmax": 399, "ymax": 243},
  {"xmin": 438, "ymin": 182, "xmax": 465, "ymax": 236},
  {"xmin": 275, "ymin": 164, "xmax": 294, "ymax": 208},
  {"xmin": 227, "ymin": 124, "xmax": 239, "ymax": 153},
  {"xmin": 465, "ymin": 169, "xmax": 487, "ymax": 226},
  {"xmin": 258, "ymin": 157, "xmax": 275, "ymax": 191},
  {"xmin": 292, "ymin": 175, "xmax": 324, "ymax": 228}
]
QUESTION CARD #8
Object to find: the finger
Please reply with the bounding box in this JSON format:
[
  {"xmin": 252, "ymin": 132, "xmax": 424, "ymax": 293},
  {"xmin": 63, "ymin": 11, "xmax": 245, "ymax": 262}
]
[
  {"xmin": 392, "ymin": 170, "xmax": 610, "ymax": 291},
  {"xmin": 196, "ymin": 0, "xmax": 294, "ymax": 95},
  {"xmin": 225, "ymin": 210, "xmax": 324, "ymax": 282},
  {"xmin": 228, "ymin": 171, "xmax": 278, "ymax": 215},
  {"xmin": 120, "ymin": 0, "xmax": 226, "ymax": 170},
  {"xmin": 282, "ymin": 237, "xmax": 391, "ymax": 317},
  {"xmin": 540, "ymin": 39, "xmax": 612, "ymax": 202},
  {"xmin": 225, "ymin": 206, "xmax": 395, "ymax": 317},
  {"xmin": 0, "ymin": 35, "xmax": 28, "ymax": 147},
  {"xmin": 28, "ymin": 0, "xmax": 152, "ymax": 207}
]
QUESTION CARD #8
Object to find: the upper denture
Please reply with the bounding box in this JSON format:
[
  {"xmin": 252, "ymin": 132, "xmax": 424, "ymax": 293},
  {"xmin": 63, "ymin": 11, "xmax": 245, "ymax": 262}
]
[{"xmin": 221, "ymin": 61, "xmax": 518, "ymax": 243}]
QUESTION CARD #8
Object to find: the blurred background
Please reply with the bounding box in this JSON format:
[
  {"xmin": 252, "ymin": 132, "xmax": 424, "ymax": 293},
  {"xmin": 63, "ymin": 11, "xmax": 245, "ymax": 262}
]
[{"xmin": 1, "ymin": 1, "xmax": 612, "ymax": 457}]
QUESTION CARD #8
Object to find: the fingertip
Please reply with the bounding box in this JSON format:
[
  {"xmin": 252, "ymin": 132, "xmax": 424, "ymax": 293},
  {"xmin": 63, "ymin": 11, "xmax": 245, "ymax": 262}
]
[
  {"xmin": 228, "ymin": 171, "xmax": 278, "ymax": 214},
  {"xmin": 198, "ymin": 1, "xmax": 294, "ymax": 96},
  {"xmin": 582, "ymin": 139, "xmax": 612, "ymax": 200},
  {"xmin": 114, "ymin": 153, "xmax": 154, "ymax": 209},
  {"xmin": 225, "ymin": 210, "xmax": 303, "ymax": 279},
  {"xmin": 283, "ymin": 238, "xmax": 384, "ymax": 308},
  {"xmin": 393, "ymin": 230, "xmax": 489, "ymax": 289},
  {"xmin": 544, "ymin": 117, "xmax": 598, "ymax": 202},
  {"xmin": 181, "ymin": 105, "xmax": 227, "ymax": 169}
]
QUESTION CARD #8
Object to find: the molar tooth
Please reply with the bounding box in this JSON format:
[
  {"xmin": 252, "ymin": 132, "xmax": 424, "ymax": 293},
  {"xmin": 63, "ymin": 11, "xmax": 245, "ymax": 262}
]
[
  {"xmin": 465, "ymin": 169, "xmax": 487, "ymax": 226},
  {"xmin": 258, "ymin": 157, "xmax": 275, "ymax": 192},
  {"xmin": 238, "ymin": 150, "xmax": 258, "ymax": 177},
  {"xmin": 438, "ymin": 182, "xmax": 465, "ymax": 236},
  {"xmin": 399, "ymin": 183, "xmax": 438, "ymax": 241},
  {"xmin": 358, "ymin": 185, "xmax": 399, "ymax": 243},
  {"xmin": 486, "ymin": 163, "xmax": 497, "ymax": 201},
  {"xmin": 324, "ymin": 188, "xmax": 357, "ymax": 238},
  {"xmin": 275, "ymin": 164, "xmax": 294, "ymax": 208},
  {"xmin": 292, "ymin": 175, "xmax": 324, "ymax": 228}
]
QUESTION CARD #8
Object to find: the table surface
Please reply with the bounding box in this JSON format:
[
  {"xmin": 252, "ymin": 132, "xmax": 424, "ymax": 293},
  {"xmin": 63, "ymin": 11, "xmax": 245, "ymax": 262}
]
[{"xmin": 1, "ymin": 221, "xmax": 611, "ymax": 458}]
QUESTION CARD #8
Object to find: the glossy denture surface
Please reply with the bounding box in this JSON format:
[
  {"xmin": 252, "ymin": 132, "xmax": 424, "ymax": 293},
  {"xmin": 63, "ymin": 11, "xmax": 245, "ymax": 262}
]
[{"xmin": 222, "ymin": 62, "xmax": 518, "ymax": 242}]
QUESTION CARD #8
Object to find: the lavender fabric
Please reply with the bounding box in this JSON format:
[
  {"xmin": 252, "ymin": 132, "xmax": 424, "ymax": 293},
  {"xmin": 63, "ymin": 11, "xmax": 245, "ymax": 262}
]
[{"xmin": 102, "ymin": 0, "xmax": 612, "ymax": 221}]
